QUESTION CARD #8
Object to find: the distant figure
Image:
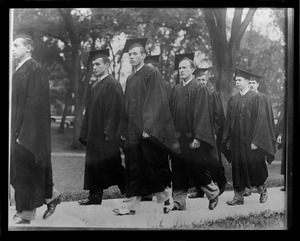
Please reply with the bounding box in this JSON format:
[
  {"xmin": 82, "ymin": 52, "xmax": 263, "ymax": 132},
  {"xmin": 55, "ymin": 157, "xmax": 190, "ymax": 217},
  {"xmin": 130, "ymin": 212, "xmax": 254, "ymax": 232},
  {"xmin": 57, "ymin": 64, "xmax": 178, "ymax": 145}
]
[
  {"xmin": 223, "ymin": 68, "xmax": 275, "ymax": 206},
  {"xmin": 113, "ymin": 38, "xmax": 180, "ymax": 215},
  {"xmin": 169, "ymin": 54, "xmax": 220, "ymax": 211},
  {"xmin": 275, "ymin": 104, "xmax": 286, "ymax": 191},
  {"xmin": 78, "ymin": 49, "xmax": 125, "ymax": 205},
  {"xmin": 11, "ymin": 31, "xmax": 61, "ymax": 224},
  {"xmin": 188, "ymin": 67, "xmax": 227, "ymax": 199}
]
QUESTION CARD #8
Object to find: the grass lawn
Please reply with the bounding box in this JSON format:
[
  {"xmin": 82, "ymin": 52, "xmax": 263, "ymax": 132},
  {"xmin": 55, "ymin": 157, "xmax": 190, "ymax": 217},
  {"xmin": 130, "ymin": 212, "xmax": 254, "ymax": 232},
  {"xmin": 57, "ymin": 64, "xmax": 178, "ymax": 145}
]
[{"xmin": 50, "ymin": 123, "xmax": 284, "ymax": 201}]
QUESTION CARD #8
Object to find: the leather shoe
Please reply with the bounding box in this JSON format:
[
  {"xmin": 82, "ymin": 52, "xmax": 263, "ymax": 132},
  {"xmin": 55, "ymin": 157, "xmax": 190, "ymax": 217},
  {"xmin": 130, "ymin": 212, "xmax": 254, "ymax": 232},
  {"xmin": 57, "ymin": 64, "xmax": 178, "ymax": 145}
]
[
  {"xmin": 163, "ymin": 198, "xmax": 174, "ymax": 214},
  {"xmin": 259, "ymin": 189, "xmax": 268, "ymax": 203},
  {"xmin": 171, "ymin": 203, "xmax": 186, "ymax": 211},
  {"xmin": 113, "ymin": 207, "xmax": 135, "ymax": 215},
  {"xmin": 43, "ymin": 195, "xmax": 62, "ymax": 219},
  {"xmin": 226, "ymin": 199, "xmax": 244, "ymax": 206},
  {"xmin": 78, "ymin": 198, "xmax": 102, "ymax": 205},
  {"xmin": 13, "ymin": 215, "xmax": 31, "ymax": 224},
  {"xmin": 208, "ymin": 196, "xmax": 219, "ymax": 210},
  {"xmin": 188, "ymin": 191, "xmax": 204, "ymax": 198},
  {"xmin": 280, "ymin": 187, "xmax": 285, "ymax": 191}
]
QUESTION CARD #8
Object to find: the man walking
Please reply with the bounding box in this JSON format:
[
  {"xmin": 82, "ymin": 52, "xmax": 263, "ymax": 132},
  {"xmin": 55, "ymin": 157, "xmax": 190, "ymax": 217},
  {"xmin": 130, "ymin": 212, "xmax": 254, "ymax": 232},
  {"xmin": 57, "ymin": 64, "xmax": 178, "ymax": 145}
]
[
  {"xmin": 11, "ymin": 30, "xmax": 61, "ymax": 224},
  {"xmin": 169, "ymin": 54, "xmax": 220, "ymax": 211},
  {"xmin": 223, "ymin": 68, "xmax": 275, "ymax": 206},
  {"xmin": 113, "ymin": 38, "xmax": 180, "ymax": 215},
  {"xmin": 188, "ymin": 67, "xmax": 227, "ymax": 199},
  {"xmin": 78, "ymin": 49, "xmax": 125, "ymax": 205}
]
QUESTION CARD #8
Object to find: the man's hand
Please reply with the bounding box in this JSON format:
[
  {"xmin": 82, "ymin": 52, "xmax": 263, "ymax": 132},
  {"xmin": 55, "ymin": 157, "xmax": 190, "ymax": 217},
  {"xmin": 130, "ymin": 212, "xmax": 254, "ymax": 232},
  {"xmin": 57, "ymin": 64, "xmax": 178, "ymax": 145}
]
[
  {"xmin": 277, "ymin": 134, "xmax": 282, "ymax": 144},
  {"xmin": 142, "ymin": 132, "xmax": 150, "ymax": 139},
  {"xmin": 191, "ymin": 139, "xmax": 201, "ymax": 149},
  {"xmin": 251, "ymin": 143, "xmax": 258, "ymax": 150}
]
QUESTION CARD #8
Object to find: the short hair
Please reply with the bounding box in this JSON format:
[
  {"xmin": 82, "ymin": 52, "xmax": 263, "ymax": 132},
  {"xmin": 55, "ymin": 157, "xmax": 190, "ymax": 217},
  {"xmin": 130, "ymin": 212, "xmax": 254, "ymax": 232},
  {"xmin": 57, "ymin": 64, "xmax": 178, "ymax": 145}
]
[
  {"xmin": 128, "ymin": 43, "xmax": 146, "ymax": 55},
  {"xmin": 179, "ymin": 57, "xmax": 196, "ymax": 69},
  {"xmin": 93, "ymin": 54, "xmax": 111, "ymax": 66},
  {"xmin": 19, "ymin": 37, "xmax": 35, "ymax": 53}
]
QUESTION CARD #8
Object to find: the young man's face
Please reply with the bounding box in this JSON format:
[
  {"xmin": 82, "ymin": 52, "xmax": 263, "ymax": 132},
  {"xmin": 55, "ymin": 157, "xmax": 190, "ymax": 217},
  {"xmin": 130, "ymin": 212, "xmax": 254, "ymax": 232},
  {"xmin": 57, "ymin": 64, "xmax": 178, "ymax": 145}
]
[
  {"xmin": 249, "ymin": 80, "xmax": 259, "ymax": 92},
  {"xmin": 128, "ymin": 46, "xmax": 145, "ymax": 67},
  {"xmin": 235, "ymin": 77, "xmax": 249, "ymax": 90},
  {"xmin": 179, "ymin": 60, "xmax": 194, "ymax": 81},
  {"xmin": 92, "ymin": 57, "xmax": 108, "ymax": 77},
  {"xmin": 12, "ymin": 38, "xmax": 30, "ymax": 61},
  {"xmin": 196, "ymin": 74, "xmax": 208, "ymax": 86}
]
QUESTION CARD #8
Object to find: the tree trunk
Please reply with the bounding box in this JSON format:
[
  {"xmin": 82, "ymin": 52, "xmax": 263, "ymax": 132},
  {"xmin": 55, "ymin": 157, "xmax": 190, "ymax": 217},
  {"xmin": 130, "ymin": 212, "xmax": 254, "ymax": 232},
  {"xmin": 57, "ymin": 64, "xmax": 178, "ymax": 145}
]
[{"xmin": 203, "ymin": 8, "xmax": 256, "ymax": 113}]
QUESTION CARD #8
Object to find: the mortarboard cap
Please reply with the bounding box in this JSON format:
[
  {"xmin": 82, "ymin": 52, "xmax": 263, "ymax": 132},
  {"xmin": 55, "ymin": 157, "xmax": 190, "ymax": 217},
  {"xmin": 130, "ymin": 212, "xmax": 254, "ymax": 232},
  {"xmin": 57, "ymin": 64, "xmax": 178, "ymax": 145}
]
[
  {"xmin": 144, "ymin": 55, "xmax": 160, "ymax": 64},
  {"xmin": 89, "ymin": 48, "xmax": 110, "ymax": 61},
  {"xmin": 193, "ymin": 67, "xmax": 211, "ymax": 77},
  {"xmin": 13, "ymin": 27, "xmax": 34, "ymax": 42},
  {"xmin": 174, "ymin": 53, "xmax": 195, "ymax": 70},
  {"xmin": 122, "ymin": 38, "xmax": 148, "ymax": 53},
  {"xmin": 234, "ymin": 68, "xmax": 263, "ymax": 80}
]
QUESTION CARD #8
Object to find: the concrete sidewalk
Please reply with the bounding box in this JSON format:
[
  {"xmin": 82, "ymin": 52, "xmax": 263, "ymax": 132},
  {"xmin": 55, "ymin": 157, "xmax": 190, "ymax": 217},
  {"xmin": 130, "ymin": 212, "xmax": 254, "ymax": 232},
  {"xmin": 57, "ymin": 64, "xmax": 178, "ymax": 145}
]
[{"xmin": 8, "ymin": 187, "xmax": 286, "ymax": 230}]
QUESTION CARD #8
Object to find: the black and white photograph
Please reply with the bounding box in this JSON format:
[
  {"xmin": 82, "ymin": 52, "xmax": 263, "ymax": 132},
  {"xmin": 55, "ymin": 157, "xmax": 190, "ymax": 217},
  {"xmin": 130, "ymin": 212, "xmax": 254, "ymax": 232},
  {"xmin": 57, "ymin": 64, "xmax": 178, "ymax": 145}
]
[{"xmin": 7, "ymin": 3, "xmax": 296, "ymax": 231}]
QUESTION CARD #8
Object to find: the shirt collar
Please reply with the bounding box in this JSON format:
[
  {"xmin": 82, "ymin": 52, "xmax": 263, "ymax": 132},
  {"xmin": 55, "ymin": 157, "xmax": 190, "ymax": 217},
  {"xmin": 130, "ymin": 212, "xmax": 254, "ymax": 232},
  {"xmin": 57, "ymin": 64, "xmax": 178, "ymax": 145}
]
[
  {"xmin": 94, "ymin": 73, "xmax": 109, "ymax": 86},
  {"xmin": 99, "ymin": 73, "xmax": 109, "ymax": 81},
  {"xmin": 182, "ymin": 77, "xmax": 193, "ymax": 86},
  {"xmin": 16, "ymin": 57, "xmax": 31, "ymax": 70},
  {"xmin": 239, "ymin": 87, "xmax": 250, "ymax": 96},
  {"xmin": 134, "ymin": 64, "xmax": 144, "ymax": 73}
]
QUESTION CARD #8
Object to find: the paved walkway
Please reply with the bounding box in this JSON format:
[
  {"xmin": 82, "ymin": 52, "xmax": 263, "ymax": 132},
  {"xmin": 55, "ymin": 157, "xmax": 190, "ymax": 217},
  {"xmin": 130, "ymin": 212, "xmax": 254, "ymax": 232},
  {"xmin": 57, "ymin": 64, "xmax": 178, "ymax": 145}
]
[{"xmin": 8, "ymin": 187, "xmax": 286, "ymax": 230}]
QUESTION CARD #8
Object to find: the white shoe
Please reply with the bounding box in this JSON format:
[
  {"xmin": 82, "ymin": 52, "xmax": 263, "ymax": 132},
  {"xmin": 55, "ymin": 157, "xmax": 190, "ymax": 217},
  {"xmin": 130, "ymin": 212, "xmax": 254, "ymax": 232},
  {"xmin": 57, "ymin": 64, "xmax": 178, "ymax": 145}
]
[
  {"xmin": 112, "ymin": 206, "xmax": 136, "ymax": 215},
  {"xmin": 163, "ymin": 197, "xmax": 174, "ymax": 214}
]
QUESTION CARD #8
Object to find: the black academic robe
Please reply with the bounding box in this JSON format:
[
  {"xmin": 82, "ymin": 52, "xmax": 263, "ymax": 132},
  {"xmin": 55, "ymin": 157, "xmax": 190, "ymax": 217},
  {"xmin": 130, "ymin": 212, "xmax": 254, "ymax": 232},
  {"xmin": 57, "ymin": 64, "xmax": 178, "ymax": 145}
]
[
  {"xmin": 10, "ymin": 58, "xmax": 53, "ymax": 211},
  {"xmin": 257, "ymin": 91, "xmax": 277, "ymax": 161},
  {"xmin": 206, "ymin": 83, "xmax": 227, "ymax": 187},
  {"xmin": 119, "ymin": 65, "xmax": 180, "ymax": 197},
  {"xmin": 79, "ymin": 75, "xmax": 125, "ymax": 192},
  {"xmin": 170, "ymin": 79, "xmax": 217, "ymax": 189},
  {"xmin": 206, "ymin": 82, "xmax": 225, "ymax": 159},
  {"xmin": 222, "ymin": 90, "xmax": 275, "ymax": 189},
  {"xmin": 275, "ymin": 105, "xmax": 285, "ymax": 175}
]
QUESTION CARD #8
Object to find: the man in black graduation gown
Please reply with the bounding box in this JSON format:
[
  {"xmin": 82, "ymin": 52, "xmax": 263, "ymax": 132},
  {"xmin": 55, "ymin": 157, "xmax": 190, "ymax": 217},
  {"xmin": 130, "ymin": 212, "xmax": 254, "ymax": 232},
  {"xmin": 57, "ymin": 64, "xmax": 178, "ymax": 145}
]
[
  {"xmin": 223, "ymin": 68, "xmax": 275, "ymax": 206},
  {"xmin": 188, "ymin": 67, "xmax": 227, "ymax": 199},
  {"xmin": 11, "ymin": 32, "xmax": 61, "ymax": 224},
  {"xmin": 144, "ymin": 54, "xmax": 173, "ymax": 101},
  {"xmin": 169, "ymin": 54, "xmax": 220, "ymax": 211},
  {"xmin": 113, "ymin": 38, "xmax": 180, "ymax": 215},
  {"xmin": 140, "ymin": 55, "xmax": 173, "ymax": 202},
  {"xmin": 78, "ymin": 49, "xmax": 125, "ymax": 205},
  {"xmin": 242, "ymin": 73, "xmax": 277, "ymax": 196}
]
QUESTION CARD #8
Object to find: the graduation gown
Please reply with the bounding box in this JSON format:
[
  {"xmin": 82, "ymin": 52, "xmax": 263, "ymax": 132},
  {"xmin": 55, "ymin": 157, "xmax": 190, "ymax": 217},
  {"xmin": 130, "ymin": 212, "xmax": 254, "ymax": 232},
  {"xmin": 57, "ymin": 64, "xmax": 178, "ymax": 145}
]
[
  {"xmin": 206, "ymin": 83, "xmax": 227, "ymax": 186},
  {"xmin": 170, "ymin": 79, "xmax": 217, "ymax": 189},
  {"xmin": 222, "ymin": 90, "xmax": 275, "ymax": 189},
  {"xmin": 119, "ymin": 65, "xmax": 180, "ymax": 197},
  {"xmin": 206, "ymin": 82, "xmax": 225, "ymax": 159},
  {"xmin": 10, "ymin": 58, "xmax": 53, "ymax": 211},
  {"xmin": 79, "ymin": 75, "xmax": 125, "ymax": 191},
  {"xmin": 257, "ymin": 91, "xmax": 277, "ymax": 162}
]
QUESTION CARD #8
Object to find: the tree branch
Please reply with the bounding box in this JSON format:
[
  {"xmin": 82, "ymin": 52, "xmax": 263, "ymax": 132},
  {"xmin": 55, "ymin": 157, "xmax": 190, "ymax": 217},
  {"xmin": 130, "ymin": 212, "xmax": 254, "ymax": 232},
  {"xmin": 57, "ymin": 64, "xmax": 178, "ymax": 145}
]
[{"xmin": 235, "ymin": 8, "xmax": 257, "ymax": 41}]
